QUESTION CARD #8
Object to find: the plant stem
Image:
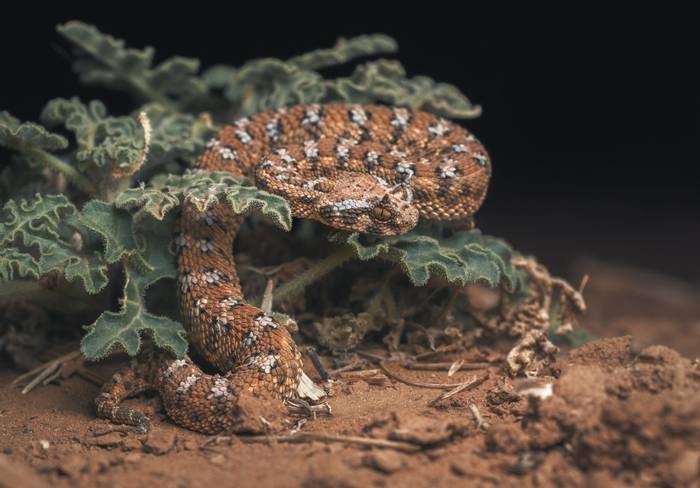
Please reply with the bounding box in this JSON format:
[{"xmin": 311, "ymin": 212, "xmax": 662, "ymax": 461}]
[
  {"xmin": 251, "ymin": 245, "xmax": 356, "ymax": 307},
  {"xmin": 0, "ymin": 279, "xmax": 44, "ymax": 298},
  {"xmin": 25, "ymin": 147, "xmax": 96, "ymax": 194}
]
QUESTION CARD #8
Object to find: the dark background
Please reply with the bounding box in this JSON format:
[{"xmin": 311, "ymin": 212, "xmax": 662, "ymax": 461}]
[{"xmin": 2, "ymin": 9, "xmax": 698, "ymax": 281}]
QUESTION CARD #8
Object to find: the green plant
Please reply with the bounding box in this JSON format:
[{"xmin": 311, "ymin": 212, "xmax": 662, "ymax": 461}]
[{"xmin": 1, "ymin": 21, "xmax": 564, "ymax": 363}]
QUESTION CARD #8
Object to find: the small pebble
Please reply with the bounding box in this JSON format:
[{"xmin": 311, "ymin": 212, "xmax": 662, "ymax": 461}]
[
  {"xmin": 363, "ymin": 450, "xmax": 404, "ymax": 474},
  {"xmin": 144, "ymin": 430, "xmax": 176, "ymax": 455},
  {"xmin": 87, "ymin": 432, "xmax": 123, "ymax": 448}
]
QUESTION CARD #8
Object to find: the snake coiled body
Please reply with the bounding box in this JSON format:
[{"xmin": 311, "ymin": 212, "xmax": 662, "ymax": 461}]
[{"xmin": 95, "ymin": 104, "xmax": 491, "ymax": 434}]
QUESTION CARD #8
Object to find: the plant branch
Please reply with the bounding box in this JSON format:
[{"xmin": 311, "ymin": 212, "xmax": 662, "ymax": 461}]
[
  {"xmin": 25, "ymin": 147, "xmax": 96, "ymax": 194},
  {"xmin": 252, "ymin": 245, "xmax": 356, "ymax": 306}
]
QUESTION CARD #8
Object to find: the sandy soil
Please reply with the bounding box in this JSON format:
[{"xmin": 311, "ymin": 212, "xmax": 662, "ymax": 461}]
[{"xmin": 1, "ymin": 262, "xmax": 699, "ymax": 488}]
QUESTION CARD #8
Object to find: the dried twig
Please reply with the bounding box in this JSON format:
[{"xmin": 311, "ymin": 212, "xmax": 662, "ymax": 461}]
[
  {"xmin": 357, "ymin": 351, "xmax": 484, "ymax": 391},
  {"xmin": 206, "ymin": 433, "xmax": 421, "ymax": 452},
  {"xmin": 468, "ymin": 403, "xmax": 489, "ymax": 429},
  {"xmin": 403, "ymin": 360, "xmax": 494, "ymax": 372},
  {"xmin": 328, "ymin": 359, "xmax": 366, "ymax": 376},
  {"xmin": 414, "ymin": 342, "xmax": 466, "ymax": 361},
  {"xmin": 11, "ymin": 350, "xmax": 82, "ymax": 394},
  {"xmin": 306, "ymin": 348, "xmax": 329, "ymax": 382},
  {"xmin": 427, "ymin": 373, "xmax": 489, "ymax": 407}
]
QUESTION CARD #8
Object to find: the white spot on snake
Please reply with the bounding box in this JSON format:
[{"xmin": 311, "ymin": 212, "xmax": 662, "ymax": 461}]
[
  {"xmin": 243, "ymin": 330, "xmax": 258, "ymax": 347},
  {"xmin": 276, "ymin": 148, "xmax": 296, "ymax": 164},
  {"xmin": 332, "ymin": 199, "xmax": 372, "ymax": 212},
  {"xmin": 390, "ymin": 149, "xmax": 407, "ymax": 158},
  {"xmin": 213, "ymin": 315, "xmax": 228, "ymax": 334},
  {"xmin": 391, "ymin": 108, "xmax": 410, "ymax": 128},
  {"xmin": 428, "ymin": 122, "xmax": 450, "ymax": 136},
  {"xmin": 438, "ymin": 166, "xmax": 458, "ymax": 179},
  {"xmin": 452, "ymin": 144, "xmax": 468, "ymax": 153},
  {"xmin": 364, "ymin": 151, "xmax": 380, "ymax": 167},
  {"xmin": 304, "ymin": 140, "xmax": 319, "ymax": 159},
  {"xmin": 336, "ymin": 145, "xmax": 350, "ymax": 161},
  {"xmin": 208, "ymin": 378, "xmax": 232, "ymax": 399},
  {"xmin": 206, "ymin": 138, "xmax": 220, "ymax": 149},
  {"xmin": 199, "ymin": 239, "xmax": 214, "ymax": 253},
  {"xmin": 245, "ymin": 354, "xmax": 280, "ymax": 374},
  {"xmin": 235, "ymin": 129, "xmax": 252, "ymax": 144},
  {"xmin": 180, "ymin": 273, "xmax": 192, "ymax": 293},
  {"xmin": 234, "ymin": 117, "xmax": 250, "ymax": 127},
  {"xmin": 266, "ymin": 118, "xmax": 281, "ymax": 142},
  {"xmin": 302, "ymin": 106, "xmax": 321, "ymax": 125},
  {"xmin": 176, "ymin": 374, "xmax": 199, "ymax": 393},
  {"xmin": 395, "ymin": 162, "xmax": 415, "ymax": 180},
  {"xmin": 302, "ymin": 177, "xmax": 327, "ymax": 190},
  {"xmin": 173, "ymin": 234, "xmax": 187, "ymax": 250},
  {"xmin": 196, "ymin": 210, "xmax": 217, "ymax": 226},
  {"xmin": 204, "ymin": 270, "xmax": 222, "ymax": 284},
  {"xmin": 220, "ymin": 297, "xmax": 240, "ymax": 308},
  {"xmin": 256, "ymin": 315, "xmax": 278, "ymax": 329},
  {"xmin": 350, "ymin": 107, "xmax": 369, "ymax": 125},
  {"xmin": 165, "ymin": 359, "xmax": 188, "ymax": 377},
  {"xmin": 474, "ymin": 153, "xmax": 488, "ymax": 167},
  {"xmin": 195, "ymin": 298, "xmax": 208, "ymax": 315},
  {"xmin": 217, "ymin": 146, "xmax": 237, "ymax": 160}
]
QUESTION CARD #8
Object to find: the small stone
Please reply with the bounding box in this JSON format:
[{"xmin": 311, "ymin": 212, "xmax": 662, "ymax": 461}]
[
  {"xmin": 182, "ymin": 439, "xmax": 199, "ymax": 451},
  {"xmin": 122, "ymin": 438, "xmax": 143, "ymax": 451},
  {"xmin": 363, "ymin": 450, "xmax": 404, "ymax": 474},
  {"xmin": 58, "ymin": 453, "xmax": 87, "ymax": 478},
  {"xmin": 209, "ymin": 453, "xmax": 227, "ymax": 466},
  {"xmin": 87, "ymin": 432, "xmax": 124, "ymax": 448},
  {"xmin": 123, "ymin": 453, "xmax": 143, "ymax": 464},
  {"xmin": 144, "ymin": 430, "xmax": 176, "ymax": 455},
  {"xmin": 350, "ymin": 380, "xmax": 371, "ymax": 394}
]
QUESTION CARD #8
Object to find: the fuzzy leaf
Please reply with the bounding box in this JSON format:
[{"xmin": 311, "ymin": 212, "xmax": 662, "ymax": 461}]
[
  {"xmin": 78, "ymin": 200, "xmax": 137, "ymax": 264},
  {"xmin": 287, "ymin": 34, "xmax": 398, "ymax": 71},
  {"xmin": 0, "ymin": 111, "xmax": 68, "ymax": 151},
  {"xmin": 81, "ymin": 270, "xmax": 186, "ymax": 359},
  {"xmin": 212, "ymin": 58, "xmax": 326, "ymax": 117},
  {"xmin": 0, "ymin": 194, "xmax": 109, "ymax": 293},
  {"xmin": 81, "ymin": 214, "xmax": 184, "ymax": 359},
  {"xmin": 0, "ymin": 247, "xmax": 41, "ymax": 281},
  {"xmin": 57, "ymin": 21, "xmax": 206, "ymax": 106},
  {"xmin": 325, "ymin": 60, "xmax": 482, "ymax": 119},
  {"xmin": 115, "ymin": 170, "xmax": 292, "ymax": 230},
  {"xmin": 333, "ymin": 227, "xmax": 525, "ymax": 291},
  {"xmin": 41, "ymin": 97, "xmax": 144, "ymax": 172}
]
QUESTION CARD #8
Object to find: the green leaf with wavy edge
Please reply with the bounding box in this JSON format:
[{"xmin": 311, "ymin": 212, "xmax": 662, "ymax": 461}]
[
  {"xmin": 202, "ymin": 34, "xmax": 479, "ymax": 120},
  {"xmin": 325, "ymin": 60, "xmax": 482, "ymax": 119},
  {"xmin": 287, "ymin": 34, "xmax": 398, "ymax": 71},
  {"xmin": 80, "ymin": 267, "xmax": 186, "ymax": 360},
  {"xmin": 332, "ymin": 227, "xmax": 526, "ymax": 291},
  {"xmin": 0, "ymin": 111, "xmax": 68, "ymax": 151},
  {"xmin": 80, "ymin": 212, "xmax": 184, "ymax": 360},
  {"xmin": 41, "ymin": 97, "xmax": 144, "ymax": 172},
  {"xmin": 115, "ymin": 170, "xmax": 292, "ymax": 230},
  {"xmin": 78, "ymin": 200, "xmax": 137, "ymax": 264},
  {"xmin": 57, "ymin": 21, "xmax": 206, "ymax": 109},
  {"xmin": 0, "ymin": 194, "xmax": 109, "ymax": 293}
]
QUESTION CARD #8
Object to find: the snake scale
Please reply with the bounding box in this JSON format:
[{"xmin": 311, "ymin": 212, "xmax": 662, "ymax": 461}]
[{"xmin": 95, "ymin": 103, "xmax": 491, "ymax": 434}]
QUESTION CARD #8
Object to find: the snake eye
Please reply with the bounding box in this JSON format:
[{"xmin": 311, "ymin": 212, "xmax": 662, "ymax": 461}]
[{"xmin": 373, "ymin": 206, "xmax": 392, "ymax": 221}]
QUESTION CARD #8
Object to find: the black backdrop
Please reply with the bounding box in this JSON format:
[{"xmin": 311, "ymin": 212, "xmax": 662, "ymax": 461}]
[{"xmin": 2, "ymin": 9, "xmax": 698, "ymax": 280}]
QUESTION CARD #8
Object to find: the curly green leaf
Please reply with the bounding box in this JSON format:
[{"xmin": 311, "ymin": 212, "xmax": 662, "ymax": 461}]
[{"xmin": 333, "ymin": 227, "xmax": 525, "ymax": 291}]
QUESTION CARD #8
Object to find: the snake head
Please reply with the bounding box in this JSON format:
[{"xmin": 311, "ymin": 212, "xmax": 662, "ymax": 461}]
[{"xmin": 316, "ymin": 173, "xmax": 418, "ymax": 236}]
